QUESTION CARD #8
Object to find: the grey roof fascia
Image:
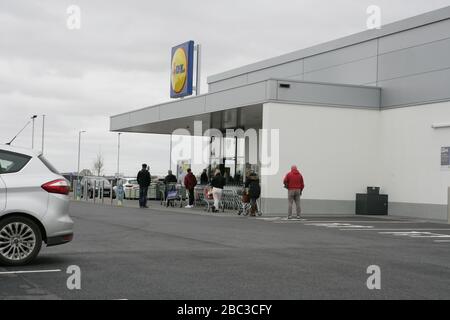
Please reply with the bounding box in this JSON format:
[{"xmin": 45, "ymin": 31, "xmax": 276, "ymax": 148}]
[{"xmin": 110, "ymin": 79, "xmax": 381, "ymax": 132}]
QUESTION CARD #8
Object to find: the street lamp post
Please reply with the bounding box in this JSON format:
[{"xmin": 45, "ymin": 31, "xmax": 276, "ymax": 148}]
[
  {"xmin": 77, "ymin": 130, "xmax": 86, "ymax": 180},
  {"xmin": 169, "ymin": 134, "xmax": 172, "ymax": 172},
  {"xmin": 31, "ymin": 115, "xmax": 37, "ymax": 149},
  {"xmin": 117, "ymin": 133, "xmax": 122, "ymax": 178},
  {"xmin": 41, "ymin": 115, "xmax": 45, "ymax": 154},
  {"xmin": 76, "ymin": 130, "xmax": 86, "ymax": 200}
]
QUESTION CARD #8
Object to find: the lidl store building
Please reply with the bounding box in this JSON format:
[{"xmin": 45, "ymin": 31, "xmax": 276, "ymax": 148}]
[{"xmin": 111, "ymin": 7, "xmax": 450, "ymax": 221}]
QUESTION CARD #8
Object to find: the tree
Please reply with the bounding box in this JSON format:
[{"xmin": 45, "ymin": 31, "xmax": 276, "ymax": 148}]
[
  {"xmin": 93, "ymin": 153, "xmax": 104, "ymax": 176},
  {"xmin": 79, "ymin": 169, "xmax": 92, "ymax": 177}
]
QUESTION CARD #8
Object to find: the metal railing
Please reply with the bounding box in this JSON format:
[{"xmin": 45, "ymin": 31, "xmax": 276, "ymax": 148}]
[
  {"xmin": 72, "ymin": 180, "xmax": 262, "ymax": 215},
  {"xmin": 73, "ymin": 179, "xmax": 115, "ymax": 204}
]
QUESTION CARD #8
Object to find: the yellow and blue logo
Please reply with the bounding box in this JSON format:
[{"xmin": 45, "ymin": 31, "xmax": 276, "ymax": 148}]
[
  {"xmin": 171, "ymin": 48, "xmax": 188, "ymax": 94},
  {"xmin": 170, "ymin": 41, "xmax": 194, "ymax": 98}
]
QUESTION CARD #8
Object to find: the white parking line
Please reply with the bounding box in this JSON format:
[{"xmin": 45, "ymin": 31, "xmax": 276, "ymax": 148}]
[
  {"xmin": 273, "ymin": 220, "xmax": 305, "ymax": 223},
  {"xmin": 0, "ymin": 269, "xmax": 62, "ymax": 275},
  {"xmin": 339, "ymin": 228, "xmax": 450, "ymax": 231},
  {"xmin": 257, "ymin": 217, "xmax": 308, "ymax": 223},
  {"xmin": 257, "ymin": 218, "xmax": 431, "ymax": 225},
  {"xmin": 379, "ymin": 231, "xmax": 450, "ymax": 238},
  {"xmin": 272, "ymin": 217, "xmax": 450, "ymax": 243},
  {"xmin": 256, "ymin": 217, "xmax": 282, "ymax": 221},
  {"xmin": 307, "ymin": 223, "xmax": 374, "ymax": 229},
  {"xmin": 302, "ymin": 220, "xmax": 424, "ymax": 224}
]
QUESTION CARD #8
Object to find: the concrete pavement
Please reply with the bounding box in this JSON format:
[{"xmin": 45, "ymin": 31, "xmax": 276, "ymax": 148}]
[{"xmin": 1, "ymin": 201, "xmax": 449, "ymax": 299}]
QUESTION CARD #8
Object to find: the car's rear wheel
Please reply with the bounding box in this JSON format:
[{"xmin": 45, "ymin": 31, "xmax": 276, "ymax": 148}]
[{"xmin": 0, "ymin": 216, "xmax": 42, "ymax": 266}]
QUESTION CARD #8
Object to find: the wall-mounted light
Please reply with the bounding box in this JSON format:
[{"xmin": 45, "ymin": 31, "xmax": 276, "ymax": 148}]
[{"xmin": 431, "ymin": 123, "xmax": 450, "ymax": 129}]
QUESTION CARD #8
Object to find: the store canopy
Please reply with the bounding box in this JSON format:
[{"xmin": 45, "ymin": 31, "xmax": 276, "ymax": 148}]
[{"xmin": 110, "ymin": 79, "xmax": 381, "ymax": 135}]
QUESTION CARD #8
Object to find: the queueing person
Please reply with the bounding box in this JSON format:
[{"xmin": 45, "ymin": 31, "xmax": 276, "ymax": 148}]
[
  {"xmin": 137, "ymin": 163, "xmax": 151, "ymax": 208},
  {"xmin": 200, "ymin": 169, "xmax": 209, "ymax": 185},
  {"xmin": 164, "ymin": 170, "xmax": 177, "ymax": 184},
  {"xmin": 210, "ymin": 169, "xmax": 226, "ymax": 213},
  {"xmin": 283, "ymin": 165, "xmax": 305, "ymax": 219},
  {"xmin": 245, "ymin": 171, "xmax": 261, "ymax": 216},
  {"xmin": 164, "ymin": 170, "xmax": 177, "ymax": 207},
  {"xmin": 234, "ymin": 171, "xmax": 242, "ymax": 186},
  {"xmin": 184, "ymin": 168, "xmax": 197, "ymax": 208}
]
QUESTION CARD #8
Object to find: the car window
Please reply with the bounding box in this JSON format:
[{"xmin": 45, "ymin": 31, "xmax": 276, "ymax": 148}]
[
  {"xmin": 38, "ymin": 155, "xmax": 60, "ymax": 174},
  {"xmin": 128, "ymin": 179, "xmax": 138, "ymax": 184},
  {"xmin": 0, "ymin": 150, "xmax": 32, "ymax": 174}
]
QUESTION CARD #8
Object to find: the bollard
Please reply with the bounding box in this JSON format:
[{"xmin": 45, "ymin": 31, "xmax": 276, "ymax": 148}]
[
  {"xmin": 75, "ymin": 180, "xmax": 81, "ymax": 201},
  {"xmin": 84, "ymin": 179, "xmax": 88, "ymax": 201},
  {"xmin": 93, "ymin": 180, "xmax": 96, "ymax": 204},
  {"xmin": 117, "ymin": 182, "xmax": 124, "ymax": 206},
  {"xmin": 101, "ymin": 181, "xmax": 105, "ymax": 204},
  {"xmin": 448, "ymin": 187, "xmax": 450, "ymax": 224},
  {"xmin": 111, "ymin": 180, "xmax": 114, "ymax": 205}
]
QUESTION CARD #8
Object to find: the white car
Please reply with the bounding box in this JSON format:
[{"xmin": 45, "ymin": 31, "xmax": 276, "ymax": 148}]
[{"xmin": 0, "ymin": 145, "xmax": 74, "ymax": 266}]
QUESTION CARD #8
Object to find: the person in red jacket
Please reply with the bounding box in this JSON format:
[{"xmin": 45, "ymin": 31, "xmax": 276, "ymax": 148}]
[
  {"xmin": 283, "ymin": 165, "xmax": 305, "ymax": 219},
  {"xmin": 184, "ymin": 168, "xmax": 197, "ymax": 208}
]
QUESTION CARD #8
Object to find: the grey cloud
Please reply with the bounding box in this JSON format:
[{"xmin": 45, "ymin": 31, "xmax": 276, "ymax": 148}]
[{"xmin": 2, "ymin": 0, "xmax": 450, "ymax": 176}]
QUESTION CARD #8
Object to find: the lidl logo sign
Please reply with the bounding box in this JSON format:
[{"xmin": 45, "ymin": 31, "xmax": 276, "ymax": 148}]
[
  {"xmin": 170, "ymin": 41, "xmax": 194, "ymax": 98},
  {"xmin": 171, "ymin": 48, "xmax": 187, "ymax": 93}
]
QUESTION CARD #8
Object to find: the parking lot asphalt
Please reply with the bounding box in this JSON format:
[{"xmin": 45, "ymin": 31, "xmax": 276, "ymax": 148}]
[{"xmin": 1, "ymin": 201, "xmax": 449, "ymax": 300}]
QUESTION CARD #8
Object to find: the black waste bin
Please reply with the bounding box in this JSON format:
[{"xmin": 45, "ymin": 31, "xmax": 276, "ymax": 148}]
[{"xmin": 356, "ymin": 193, "xmax": 388, "ymax": 215}]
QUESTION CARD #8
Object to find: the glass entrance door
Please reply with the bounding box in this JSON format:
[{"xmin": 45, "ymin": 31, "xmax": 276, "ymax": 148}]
[{"xmin": 208, "ymin": 135, "xmax": 245, "ymax": 186}]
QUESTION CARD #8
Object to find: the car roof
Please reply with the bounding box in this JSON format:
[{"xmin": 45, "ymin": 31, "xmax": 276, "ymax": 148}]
[{"xmin": 0, "ymin": 144, "xmax": 41, "ymax": 157}]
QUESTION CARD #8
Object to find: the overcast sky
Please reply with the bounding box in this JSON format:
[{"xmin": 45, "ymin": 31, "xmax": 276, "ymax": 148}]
[{"xmin": 1, "ymin": 0, "xmax": 449, "ymax": 177}]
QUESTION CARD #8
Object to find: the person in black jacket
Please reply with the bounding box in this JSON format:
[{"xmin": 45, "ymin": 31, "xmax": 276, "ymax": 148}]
[
  {"xmin": 163, "ymin": 170, "xmax": 177, "ymax": 206},
  {"xmin": 210, "ymin": 169, "xmax": 226, "ymax": 212},
  {"xmin": 137, "ymin": 163, "xmax": 151, "ymax": 208},
  {"xmin": 245, "ymin": 171, "xmax": 261, "ymax": 216},
  {"xmin": 164, "ymin": 170, "xmax": 177, "ymax": 184},
  {"xmin": 200, "ymin": 169, "xmax": 209, "ymax": 185}
]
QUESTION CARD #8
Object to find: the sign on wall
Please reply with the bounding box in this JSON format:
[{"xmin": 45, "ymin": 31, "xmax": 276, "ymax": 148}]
[
  {"xmin": 441, "ymin": 147, "xmax": 450, "ymax": 169},
  {"xmin": 177, "ymin": 160, "xmax": 191, "ymax": 184},
  {"xmin": 170, "ymin": 41, "xmax": 194, "ymax": 98}
]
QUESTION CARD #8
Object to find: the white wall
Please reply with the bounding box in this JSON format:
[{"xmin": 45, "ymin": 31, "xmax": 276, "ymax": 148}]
[
  {"xmin": 261, "ymin": 103, "xmax": 381, "ymax": 202},
  {"xmin": 380, "ymin": 101, "xmax": 450, "ymax": 206},
  {"xmin": 261, "ymin": 101, "xmax": 450, "ymax": 220}
]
